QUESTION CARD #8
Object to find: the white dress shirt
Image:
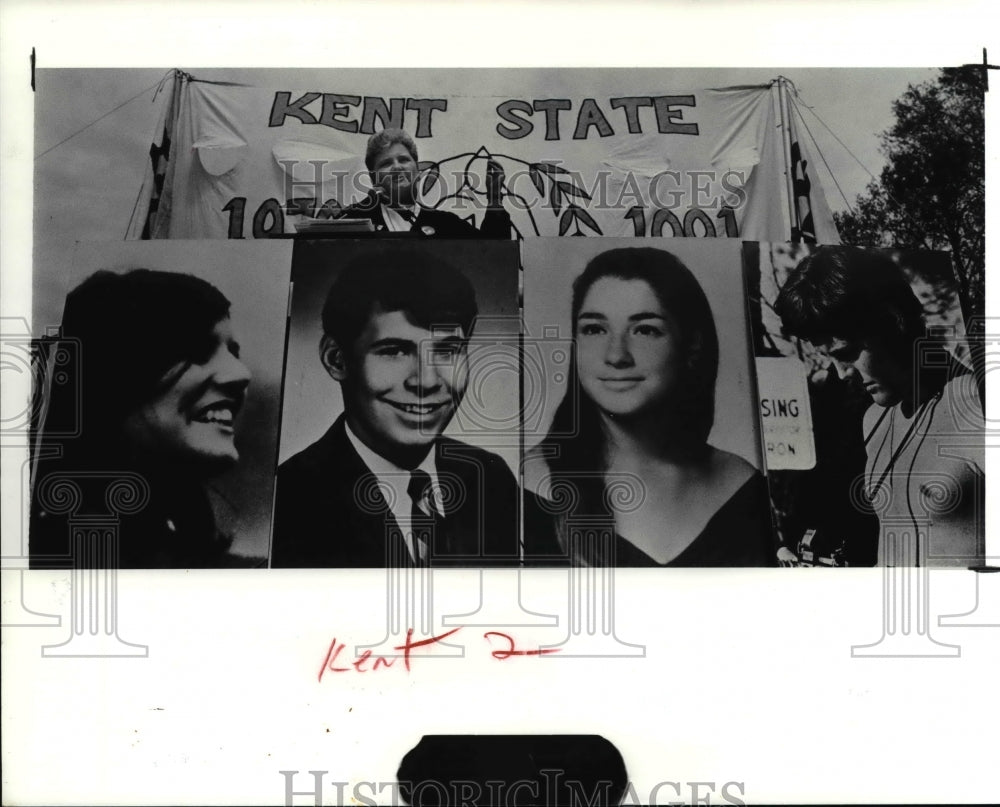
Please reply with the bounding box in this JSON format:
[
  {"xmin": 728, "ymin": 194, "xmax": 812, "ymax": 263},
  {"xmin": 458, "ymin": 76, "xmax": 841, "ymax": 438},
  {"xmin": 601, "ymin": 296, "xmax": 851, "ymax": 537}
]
[{"xmin": 344, "ymin": 422, "xmax": 444, "ymax": 563}]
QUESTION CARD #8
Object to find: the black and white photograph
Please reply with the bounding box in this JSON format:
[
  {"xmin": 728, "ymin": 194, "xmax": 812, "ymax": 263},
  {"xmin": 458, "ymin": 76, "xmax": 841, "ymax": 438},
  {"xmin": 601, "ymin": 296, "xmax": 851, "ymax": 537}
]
[
  {"xmin": 272, "ymin": 239, "xmax": 521, "ymax": 567},
  {"xmin": 522, "ymin": 237, "xmax": 778, "ymax": 566},
  {"xmin": 29, "ymin": 240, "xmax": 292, "ymax": 567},
  {"xmin": 2, "ymin": 3, "xmax": 996, "ymax": 803},
  {"xmin": 746, "ymin": 243, "xmax": 985, "ymax": 568}
]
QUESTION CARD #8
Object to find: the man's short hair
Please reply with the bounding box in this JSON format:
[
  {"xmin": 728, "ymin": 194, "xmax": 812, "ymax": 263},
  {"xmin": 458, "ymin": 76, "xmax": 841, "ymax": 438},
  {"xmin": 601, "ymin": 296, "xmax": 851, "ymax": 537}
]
[
  {"xmin": 775, "ymin": 246, "xmax": 925, "ymax": 347},
  {"xmin": 321, "ymin": 245, "xmax": 478, "ymax": 350},
  {"xmin": 364, "ymin": 128, "xmax": 418, "ymax": 172}
]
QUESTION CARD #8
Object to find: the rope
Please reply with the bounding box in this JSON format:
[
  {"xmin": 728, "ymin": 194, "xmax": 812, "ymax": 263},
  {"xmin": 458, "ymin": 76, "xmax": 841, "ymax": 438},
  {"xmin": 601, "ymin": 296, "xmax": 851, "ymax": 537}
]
[
  {"xmin": 794, "ymin": 87, "xmax": 919, "ymax": 231},
  {"xmin": 794, "ymin": 91, "xmax": 882, "ymax": 185},
  {"xmin": 35, "ymin": 71, "xmax": 173, "ymax": 161},
  {"xmin": 790, "ymin": 99, "xmax": 854, "ymax": 215}
]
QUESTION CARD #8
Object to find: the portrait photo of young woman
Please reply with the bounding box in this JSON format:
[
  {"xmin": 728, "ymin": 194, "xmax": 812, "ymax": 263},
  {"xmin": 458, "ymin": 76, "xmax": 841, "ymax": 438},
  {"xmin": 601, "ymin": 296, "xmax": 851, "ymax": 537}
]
[
  {"xmin": 29, "ymin": 240, "xmax": 291, "ymax": 568},
  {"xmin": 522, "ymin": 240, "xmax": 778, "ymax": 567}
]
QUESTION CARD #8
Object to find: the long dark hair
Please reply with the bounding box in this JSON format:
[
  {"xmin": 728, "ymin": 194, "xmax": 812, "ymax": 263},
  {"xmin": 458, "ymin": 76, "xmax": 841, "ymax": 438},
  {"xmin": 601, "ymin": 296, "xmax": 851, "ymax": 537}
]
[
  {"xmin": 50, "ymin": 269, "xmax": 232, "ymax": 464},
  {"xmin": 31, "ymin": 269, "xmax": 237, "ymax": 568},
  {"xmin": 538, "ymin": 247, "xmax": 719, "ymax": 561}
]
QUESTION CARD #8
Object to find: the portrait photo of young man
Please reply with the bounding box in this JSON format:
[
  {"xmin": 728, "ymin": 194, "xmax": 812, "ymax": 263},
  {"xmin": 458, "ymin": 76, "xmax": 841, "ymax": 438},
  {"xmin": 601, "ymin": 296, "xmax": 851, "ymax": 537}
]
[{"xmin": 271, "ymin": 240, "xmax": 520, "ymax": 567}]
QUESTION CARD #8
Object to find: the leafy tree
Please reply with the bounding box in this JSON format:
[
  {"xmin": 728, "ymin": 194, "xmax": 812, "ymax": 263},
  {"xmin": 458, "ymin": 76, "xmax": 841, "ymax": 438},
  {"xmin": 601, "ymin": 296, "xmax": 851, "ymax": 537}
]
[{"xmin": 834, "ymin": 66, "xmax": 985, "ymax": 322}]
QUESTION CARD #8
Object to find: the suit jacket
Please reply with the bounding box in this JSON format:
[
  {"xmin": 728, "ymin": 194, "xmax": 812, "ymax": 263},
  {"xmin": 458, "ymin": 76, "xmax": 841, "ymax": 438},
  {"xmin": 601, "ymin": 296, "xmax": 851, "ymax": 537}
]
[
  {"xmin": 271, "ymin": 417, "xmax": 520, "ymax": 567},
  {"xmin": 339, "ymin": 199, "xmax": 512, "ymax": 239}
]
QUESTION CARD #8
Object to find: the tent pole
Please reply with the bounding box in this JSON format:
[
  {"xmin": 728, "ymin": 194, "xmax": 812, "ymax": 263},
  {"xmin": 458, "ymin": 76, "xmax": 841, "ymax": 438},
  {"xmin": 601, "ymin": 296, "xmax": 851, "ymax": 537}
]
[{"xmin": 776, "ymin": 76, "xmax": 799, "ymax": 241}]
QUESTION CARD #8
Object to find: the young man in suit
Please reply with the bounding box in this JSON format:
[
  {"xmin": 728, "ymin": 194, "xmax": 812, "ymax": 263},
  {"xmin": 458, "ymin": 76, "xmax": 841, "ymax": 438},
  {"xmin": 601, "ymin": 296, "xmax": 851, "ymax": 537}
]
[
  {"xmin": 338, "ymin": 128, "xmax": 512, "ymax": 238},
  {"xmin": 271, "ymin": 247, "xmax": 520, "ymax": 567}
]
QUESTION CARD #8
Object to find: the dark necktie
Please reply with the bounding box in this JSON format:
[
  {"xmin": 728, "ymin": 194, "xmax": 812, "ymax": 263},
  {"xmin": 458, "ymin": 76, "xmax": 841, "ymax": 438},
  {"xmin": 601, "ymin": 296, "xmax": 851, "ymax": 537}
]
[
  {"xmin": 397, "ymin": 208, "xmax": 416, "ymax": 226},
  {"xmin": 407, "ymin": 469, "xmax": 436, "ymax": 566}
]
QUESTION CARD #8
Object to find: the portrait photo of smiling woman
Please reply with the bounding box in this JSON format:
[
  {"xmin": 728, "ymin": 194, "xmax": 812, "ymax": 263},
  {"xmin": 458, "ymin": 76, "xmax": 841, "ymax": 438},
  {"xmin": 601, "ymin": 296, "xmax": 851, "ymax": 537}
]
[
  {"xmin": 29, "ymin": 240, "xmax": 291, "ymax": 568},
  {"xmin": 522, "ymin": 240, "xmax": 777, "ymax": 567}
]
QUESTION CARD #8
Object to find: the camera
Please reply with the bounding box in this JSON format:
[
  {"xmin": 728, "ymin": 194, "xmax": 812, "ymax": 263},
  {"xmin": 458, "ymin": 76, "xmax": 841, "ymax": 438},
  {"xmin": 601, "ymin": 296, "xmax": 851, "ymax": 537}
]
[{"xmin": 796, "ymin": 528, "xmax": 848, "ymax": 567}]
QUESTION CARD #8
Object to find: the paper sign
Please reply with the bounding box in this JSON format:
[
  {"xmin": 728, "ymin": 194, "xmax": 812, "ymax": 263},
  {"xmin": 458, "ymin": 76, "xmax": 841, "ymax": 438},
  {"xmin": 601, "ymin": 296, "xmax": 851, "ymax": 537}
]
[{"xmin": 755, "ymin": 356, "xmax": 816, "ymax": 470}]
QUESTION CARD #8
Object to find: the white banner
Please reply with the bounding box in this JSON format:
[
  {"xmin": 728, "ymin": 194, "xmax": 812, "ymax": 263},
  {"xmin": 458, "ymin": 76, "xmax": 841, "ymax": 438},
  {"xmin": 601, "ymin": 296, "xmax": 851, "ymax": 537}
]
[{"xmin": 127, "ymin": 71, "xmax": 839, "ymax": 242}]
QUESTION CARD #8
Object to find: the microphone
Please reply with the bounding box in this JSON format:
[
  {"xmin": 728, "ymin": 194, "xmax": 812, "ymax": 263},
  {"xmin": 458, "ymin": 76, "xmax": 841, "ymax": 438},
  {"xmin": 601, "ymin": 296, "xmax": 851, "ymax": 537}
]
[
  {"xmin": 357, "ymin": 187, "xmax": 384, "ymax": 212},
  {"xmin": 335, "ymin": 187, "xmax": 384, "ymax": 218}
]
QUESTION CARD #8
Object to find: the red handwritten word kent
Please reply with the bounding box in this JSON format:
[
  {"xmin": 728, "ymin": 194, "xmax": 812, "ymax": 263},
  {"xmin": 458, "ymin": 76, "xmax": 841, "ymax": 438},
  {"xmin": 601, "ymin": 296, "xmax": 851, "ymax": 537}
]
[{"xmin": 318, "ymin": 628, "xmax": 558, "ymax": 681}]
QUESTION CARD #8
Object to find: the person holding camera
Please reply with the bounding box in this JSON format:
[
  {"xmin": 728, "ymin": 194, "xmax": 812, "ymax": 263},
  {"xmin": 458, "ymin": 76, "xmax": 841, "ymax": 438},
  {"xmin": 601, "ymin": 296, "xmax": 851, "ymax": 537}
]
[{"xmin": 775, "ymin": 246, "xmax": 984, "ymax": 568}]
